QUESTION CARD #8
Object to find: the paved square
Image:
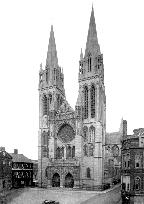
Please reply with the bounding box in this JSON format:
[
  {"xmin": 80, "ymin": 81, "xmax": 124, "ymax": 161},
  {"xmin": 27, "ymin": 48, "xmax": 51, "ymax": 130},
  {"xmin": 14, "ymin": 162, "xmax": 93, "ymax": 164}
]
[{"xmin": 7, "ymin": 186, "xmax": 121, "ymax": 204}]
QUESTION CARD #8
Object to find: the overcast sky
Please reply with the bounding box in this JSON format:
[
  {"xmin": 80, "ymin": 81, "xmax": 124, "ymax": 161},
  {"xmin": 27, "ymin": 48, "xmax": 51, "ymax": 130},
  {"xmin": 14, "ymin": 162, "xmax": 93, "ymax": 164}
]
[{"xmin": 0, "ymin": 0, "xmax": 144, "ymax": 160}]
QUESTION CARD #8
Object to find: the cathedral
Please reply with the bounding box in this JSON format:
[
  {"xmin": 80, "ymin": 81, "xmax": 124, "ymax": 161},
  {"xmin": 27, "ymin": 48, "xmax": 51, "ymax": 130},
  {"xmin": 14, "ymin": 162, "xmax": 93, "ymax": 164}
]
[{"xmin": 38, "ymin": 6, "xmax": 123, "ymax": 190}]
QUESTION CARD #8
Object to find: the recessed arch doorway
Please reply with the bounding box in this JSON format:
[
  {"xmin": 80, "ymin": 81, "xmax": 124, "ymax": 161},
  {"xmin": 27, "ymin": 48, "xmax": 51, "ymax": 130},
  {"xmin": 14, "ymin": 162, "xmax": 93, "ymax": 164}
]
[
  {"xmin": 65, "ymin": 173, "xmax": 74, "ymax": 188},
  {"xmin": 52, "ymin": 173, "xmax": 60, "ymax": 187}
]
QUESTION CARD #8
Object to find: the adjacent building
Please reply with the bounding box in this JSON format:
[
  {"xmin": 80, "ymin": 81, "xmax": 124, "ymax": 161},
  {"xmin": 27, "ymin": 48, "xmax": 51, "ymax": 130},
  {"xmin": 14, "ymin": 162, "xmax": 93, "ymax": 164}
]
[
  {"xmin": 121, "ymin": 125, "xmax": 144, "ymax": 203},
  {"xmin": 10, "ymin": 149, "xmax": 33, "ymax": 188},
  {"xmin": 0, "ymin": 147, "xmax": 12, "ymax": 192},
  {"xmin": 38, "ymin": 6, "xmax": 122, "ymax": 190}
]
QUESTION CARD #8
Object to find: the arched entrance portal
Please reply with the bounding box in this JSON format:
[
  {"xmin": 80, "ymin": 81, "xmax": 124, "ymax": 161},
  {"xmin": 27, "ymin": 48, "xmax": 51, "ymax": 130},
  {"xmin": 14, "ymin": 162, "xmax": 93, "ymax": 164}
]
[
  {"xmin": 65, "ymin": 173, "xmax": 74, "ymax": 188},
  {"xmin": 52, "ymin": 173, "xmax": 60, "ymax": 187}
]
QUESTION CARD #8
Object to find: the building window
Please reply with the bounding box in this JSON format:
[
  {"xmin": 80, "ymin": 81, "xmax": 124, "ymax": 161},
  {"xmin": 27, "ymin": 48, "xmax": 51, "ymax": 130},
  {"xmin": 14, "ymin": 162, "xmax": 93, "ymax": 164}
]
[
  {"xmin": 42, "ymin": 95, "xmax": 47, "ymax": 116},
  {"xmin": 84, "ymin": 86, "xmax": 88, "ymax": 119},
  {"xmin": 91, "ymin": 85, "xmax": 95, "ymax": 118},
  {"xmin": 123, "ymin": 154, "xmax": 130, "ymax": 169},
  {"xmin": 72, "ymin": 146, "xmax": 75, "ymax": 158},
  {"xmin": 135, "ymin": 177, "xmax": 141, "ymax": 191},
  {"xmin": 89, "ymin": 144, "xmax": 94, "ymax": 156},
  {"xmin": 89, "ymin": 126, "xmax": 95, "ymax": 143},
  {"xmin": 56, "ymin": 147, "xmax": 61, "ymax": 159},
  {"xmin": 67, "ymin": 146, "xmax": 71, "ymax": 158},
  {"xmin": 49, "ymin": 94, "xmax": 52, "ymax": 104},
  {"xmin": 42, "ymin": 146, "xmax": 48, "ymax": 158},
  {"xmin": 61, "ymin": 147, "xmax": 64, "ymax": 158},
  {"xmin": 135, "ymin": 154, "xmax": 141, "ymax": 168},
  {"xmin": 84, "ymin": 144, "xmax": 88, "ymax": 156},
  {"xmin": 88, "ymin": 54, "xmax": 92, "ymax": 72},
  {"xmin": 127, "ymin": 183, "xmax": 130, "ymax": 191},
  {"xmin": 46, "ymin": 71, "xmax": 48, "ymax": 83},
  {"xmin": 83, "ymin": 126, "xmax": 88, "ymax": 142},
  {"xmin": 87, "ymin": 167, "xmax": 91, "ymax": 178}
]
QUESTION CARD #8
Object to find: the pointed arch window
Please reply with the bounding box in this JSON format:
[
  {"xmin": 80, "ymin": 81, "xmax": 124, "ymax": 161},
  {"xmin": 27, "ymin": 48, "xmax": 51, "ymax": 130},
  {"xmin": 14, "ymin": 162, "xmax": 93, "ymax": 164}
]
[
  {"xmin": 72, "ymin": 146, "xmax": 75, "ymax": 158},
  {"xmin": 83, "ymin": 126, "xmax": 88, "ymax": 142},
  {"xmin": 46, "ymin": 71, "xmax": 48, "ymax": 83},
  {"xmin": 83, "ymin": 144, "xmax": 88, "ymax": 156},
  {"xmin": 135, "ymin": 177, "xmax": 141, "ymax": 191},
  {"xmin": 42, "ymin": 95, "xmax": 47, "ymax": 116},
  {"xmin": 84, "ymin": 86, "xmax": 88, "ymax": 119},
  {"xmin": 86, "ymin": 167, "xmax": 91, "ymax": 178},
  {"xmin": 67, "ymin": 146, "xmax": 72, "ymax": 158},
  {"xmin": 49, "ymin": 94, "xmax": 52, "ymax": 104},
  {"xmin": 91, "ymin": 85, "xmax": 95, "ymax": 118},
  {"xmin": 88, "ymin": 54, "xmax": 92, "ymax": 72},
  {"xmin": 56, "ymin": 147, "xmax": 61, "ymax": 159},
  {"xmin": 61, "ymin": 146, "xmax": 64, "ymax": 158},
  {"xmin": 89, "ymin": 126, "xmax": 95, "ymax": 143},
  {"xmin": 42, "ymin": 131, "xmax": 47, "ymax": 145}
]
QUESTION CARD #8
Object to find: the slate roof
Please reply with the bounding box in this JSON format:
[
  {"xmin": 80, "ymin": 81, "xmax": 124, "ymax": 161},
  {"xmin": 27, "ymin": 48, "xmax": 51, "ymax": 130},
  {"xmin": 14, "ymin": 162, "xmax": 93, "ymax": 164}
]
[
  {"xmin": 106, "ymin": 132, "xmax": 122, "ymax": 145},
  {"xmin": 9, "ymin": 153, "xmax": 32, "ymax": 163}
]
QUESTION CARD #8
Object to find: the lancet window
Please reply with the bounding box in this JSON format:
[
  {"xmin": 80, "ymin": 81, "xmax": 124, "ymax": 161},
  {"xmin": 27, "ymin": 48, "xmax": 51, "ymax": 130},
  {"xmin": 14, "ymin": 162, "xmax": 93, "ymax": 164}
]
[
  {"xmin": 84, "ymin": 86, "xmax": 88, "ymax": 119},
  {"xmin": 135, "ymin": 177, "xmax": 141, "ymax": 191},
  {"xmin": 88, "ymin": 53, "xmax": 92, "ymax": 72},
  {"xmin": 83, "ymin": 144, "xmax": 88, "ymax": 156},
  {"xmin": 42, "ymin": 95, "xmax": 47, "ymax": 116},
  {"xmin": 89, "ymin": 126, "xmax": 95, "ymax": 143},
  {"xmin": 91, "ymin": 85, "xmax": 95, "ymax": 118},
  {"xmin": 86, "ymin": 167, "xmax": 91, "ymax": 178},
  {"xmin": 83, "ymin": 126, "xmax": 88, "ymax": 142}
]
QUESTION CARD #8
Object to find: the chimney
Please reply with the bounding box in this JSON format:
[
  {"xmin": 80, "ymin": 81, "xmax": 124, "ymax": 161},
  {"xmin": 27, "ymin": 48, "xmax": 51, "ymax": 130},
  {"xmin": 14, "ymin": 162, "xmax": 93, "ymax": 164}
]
[
  {"xmin": 14, "ymin": 149, "xmax": 18, "ymax": 154},
  {"xmin": 0, "ymin": 147, "xmax": 5, "ymax": 151}
]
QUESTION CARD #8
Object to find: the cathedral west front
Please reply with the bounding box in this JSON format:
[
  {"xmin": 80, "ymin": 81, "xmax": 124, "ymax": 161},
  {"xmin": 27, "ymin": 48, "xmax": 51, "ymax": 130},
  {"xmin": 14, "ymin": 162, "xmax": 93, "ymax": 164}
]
[{"xmin": 38, "ymin": 6, "xmax": 123, "ymax": 190}]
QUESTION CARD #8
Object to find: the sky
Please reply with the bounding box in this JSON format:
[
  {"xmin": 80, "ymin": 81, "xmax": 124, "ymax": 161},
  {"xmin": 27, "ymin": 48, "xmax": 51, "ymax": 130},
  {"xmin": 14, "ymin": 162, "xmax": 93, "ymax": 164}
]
[{"xmin": 0, "ymin": 0, "xmax": 144, "ymax": 160}]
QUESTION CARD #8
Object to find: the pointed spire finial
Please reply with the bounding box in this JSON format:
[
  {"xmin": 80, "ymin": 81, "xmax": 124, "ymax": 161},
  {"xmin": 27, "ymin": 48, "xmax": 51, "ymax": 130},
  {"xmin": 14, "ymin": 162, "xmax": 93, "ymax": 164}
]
[
  {"xmin": 46, "ymin": 25, "xmax": 58, "ymax": 68},
  {"xmin": 85, "ymin": 6, "xmax": 100, "ymax": 57}
]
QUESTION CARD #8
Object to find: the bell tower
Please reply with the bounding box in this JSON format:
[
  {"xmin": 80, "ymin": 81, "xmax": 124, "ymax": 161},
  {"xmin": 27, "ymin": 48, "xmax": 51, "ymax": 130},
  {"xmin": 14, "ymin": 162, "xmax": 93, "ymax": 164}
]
[
  {"xmin": 76, "ymin": 6, "xmax": 106, "ymax": 189},
  {"xmin": 38, "ymin": 25, "xmax": 65, "ymax": 187}
]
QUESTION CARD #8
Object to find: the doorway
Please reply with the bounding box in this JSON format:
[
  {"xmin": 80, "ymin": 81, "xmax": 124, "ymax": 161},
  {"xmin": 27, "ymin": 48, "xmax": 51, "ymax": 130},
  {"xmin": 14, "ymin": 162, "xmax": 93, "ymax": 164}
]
[
  {"xmin": 52, "ymin": 173, "xmax": 60, "ymax": 187},
  {"xmin": 65, "ymin": 173, "xmax": 74, "ymax": 188}
]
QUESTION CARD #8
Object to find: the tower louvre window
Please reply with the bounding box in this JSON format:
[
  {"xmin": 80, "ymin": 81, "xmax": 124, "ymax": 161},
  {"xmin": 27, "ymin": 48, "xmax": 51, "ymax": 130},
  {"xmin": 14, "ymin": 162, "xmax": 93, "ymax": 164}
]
[
  {"xmin": 84, "ymin": 86, "xmax": 88, "ymax": 119},
  {"xmin": 91, "ymin": 85, "xmax": 95, "ymax": 118}
]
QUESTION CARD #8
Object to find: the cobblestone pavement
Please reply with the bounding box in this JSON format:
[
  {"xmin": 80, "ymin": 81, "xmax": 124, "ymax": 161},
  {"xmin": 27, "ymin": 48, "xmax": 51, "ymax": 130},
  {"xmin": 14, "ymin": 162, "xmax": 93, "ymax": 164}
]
[{"xmin": 6, "ymin": 185, "xmax": 121, "ymax": 204}]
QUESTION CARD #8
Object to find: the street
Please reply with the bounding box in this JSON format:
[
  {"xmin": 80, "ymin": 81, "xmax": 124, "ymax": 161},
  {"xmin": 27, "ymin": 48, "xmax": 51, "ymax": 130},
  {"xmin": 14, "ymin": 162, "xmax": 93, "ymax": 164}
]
[{"xmin": 6, "ymin": 185, "xmax": 121, "ymax": 204}]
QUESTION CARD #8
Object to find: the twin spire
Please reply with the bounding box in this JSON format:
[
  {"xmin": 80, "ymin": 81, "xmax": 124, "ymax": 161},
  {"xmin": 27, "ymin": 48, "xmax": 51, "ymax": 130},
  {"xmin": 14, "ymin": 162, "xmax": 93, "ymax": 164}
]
[{"xmin": 46, "ymin": 6, "xmax": 100, "ymax": 68}]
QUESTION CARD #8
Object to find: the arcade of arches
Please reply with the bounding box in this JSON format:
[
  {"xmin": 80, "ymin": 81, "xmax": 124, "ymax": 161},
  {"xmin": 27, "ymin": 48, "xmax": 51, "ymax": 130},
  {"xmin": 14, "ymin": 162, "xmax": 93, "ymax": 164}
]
[
  {"xmin": 51, "ymin": 172, "xmax": 74, "ymax": 188},
  {"xmin": 45, "ymin": 165, "xmax": 80, "ymax": 188}
]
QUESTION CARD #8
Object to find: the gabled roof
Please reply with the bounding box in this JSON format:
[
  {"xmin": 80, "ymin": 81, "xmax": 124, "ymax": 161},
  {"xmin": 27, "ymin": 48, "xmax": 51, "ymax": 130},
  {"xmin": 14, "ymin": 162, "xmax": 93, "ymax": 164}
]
[
  {"xmin": 0, "ymin": 151, "xmax": 12, "ymax": 159},
  {"xmin": 57, "ymin": 100, "xmax": 74, "ymax": 114},
  {"xmin": 10, "ymin": 153, "xmax": 32, "ymax": 163}
]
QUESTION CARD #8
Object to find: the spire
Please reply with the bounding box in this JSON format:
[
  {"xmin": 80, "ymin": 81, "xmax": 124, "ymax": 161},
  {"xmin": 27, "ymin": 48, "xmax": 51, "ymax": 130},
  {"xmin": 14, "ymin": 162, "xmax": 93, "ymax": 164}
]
[
  {"xmin": 46, "ymin": 25, "xmax": 58, "ymax": 68},
  {"xmin": 85, "ymin": 6, "xmax": 100, "ymax": 57}
]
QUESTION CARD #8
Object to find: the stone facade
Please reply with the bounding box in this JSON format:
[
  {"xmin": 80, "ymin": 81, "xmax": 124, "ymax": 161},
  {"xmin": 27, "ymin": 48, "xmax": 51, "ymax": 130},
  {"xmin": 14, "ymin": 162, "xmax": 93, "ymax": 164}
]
[
  {"xmin": 121, "ymin": 126, "xmax": 144, "ymax": 203},
  {"xmin": 0, "ymin": 147, "xmax": 12, "ymax": 192},
  {"xmin": 38, "ymin": 6, "xmax": 121, "ymax": 190}
]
